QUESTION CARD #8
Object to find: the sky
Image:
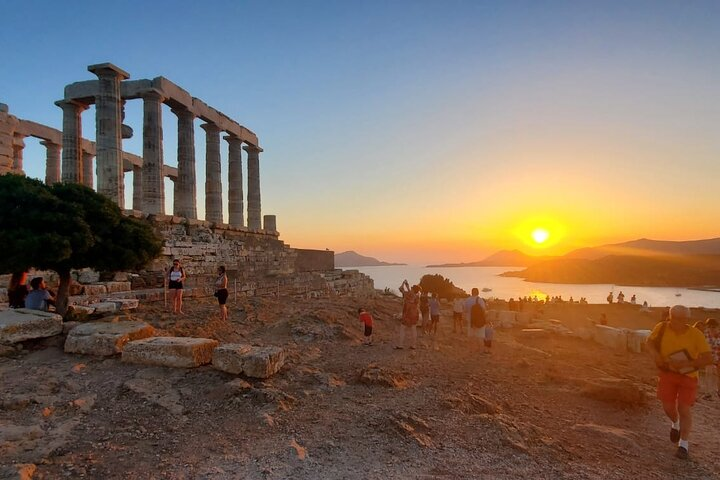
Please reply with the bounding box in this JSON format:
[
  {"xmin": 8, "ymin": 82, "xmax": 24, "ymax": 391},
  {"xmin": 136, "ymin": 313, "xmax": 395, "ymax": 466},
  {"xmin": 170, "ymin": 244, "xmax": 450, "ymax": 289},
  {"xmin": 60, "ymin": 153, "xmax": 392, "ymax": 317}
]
[{"xmin": 2, "ymin": 1, "xmax": 719, "ymax": 264}]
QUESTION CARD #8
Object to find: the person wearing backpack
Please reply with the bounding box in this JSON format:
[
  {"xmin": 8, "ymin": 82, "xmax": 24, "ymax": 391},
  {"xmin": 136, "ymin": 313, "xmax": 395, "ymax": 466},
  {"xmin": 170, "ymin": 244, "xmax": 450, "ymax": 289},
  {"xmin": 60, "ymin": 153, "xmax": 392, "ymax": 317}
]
[
  {"xmin": 463, "ymin": 287, "xmax": 487, "ymax": 343},
  {"xmin": 646, "ymin": 305, "xmax": 713, "ymax": 460}
]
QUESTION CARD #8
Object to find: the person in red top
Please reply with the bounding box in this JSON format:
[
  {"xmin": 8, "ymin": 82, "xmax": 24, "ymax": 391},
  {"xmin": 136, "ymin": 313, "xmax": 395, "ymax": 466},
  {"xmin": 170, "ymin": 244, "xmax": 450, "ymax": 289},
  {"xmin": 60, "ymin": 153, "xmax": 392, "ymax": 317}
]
[{"xmin": 358, "ymin": 308, "xmax": 374, "ymax": 346}]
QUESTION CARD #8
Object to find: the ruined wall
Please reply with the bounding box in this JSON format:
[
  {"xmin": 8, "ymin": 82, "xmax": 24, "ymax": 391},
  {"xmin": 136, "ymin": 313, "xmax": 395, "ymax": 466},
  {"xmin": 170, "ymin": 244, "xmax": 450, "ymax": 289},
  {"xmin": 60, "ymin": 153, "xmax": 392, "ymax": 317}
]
[
  {"xmin": 0, "ymin": 104, "xmax": 19, "ymax": 174},
  {"xmin": 295, "ymin": 249, "xmax": 334, "ymax": 272}
]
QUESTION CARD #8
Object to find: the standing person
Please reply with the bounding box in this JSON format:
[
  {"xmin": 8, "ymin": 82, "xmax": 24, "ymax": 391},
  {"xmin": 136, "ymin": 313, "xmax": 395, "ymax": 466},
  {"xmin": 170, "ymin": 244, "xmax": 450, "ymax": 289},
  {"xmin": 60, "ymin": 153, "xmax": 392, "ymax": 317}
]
[
  {"xmin": 397, "ymin": 280, "xmax": 419, "ymax": 350},
  {"xmin": 703, "ymin": 318, "xmax": 720, "ymax": 398},
  {"xmin": 617, "ymin": 291, "xmax": 625, "ymax": 304},
  {"xmin": 167, "ymin": 259, "xmax": 186, "ymax": 314},
  {"xmin": 452, "ymin": 295, "xmax": 465, "ymax": 334},
  {"xmin": 358, "ymin": 308, "xmax": 374, "ymax": 346},
  {"xmin": 483, "ymin": 319, "xmax": 494, "ymax": 354},
  {"xmin": 428, "ymin": 293, "xmax": 441, "ymax": 336},
  {"xmin": 214, "ymin": 266, "xmax": 229, "ymax": 321},
  {"xmin": 607, "ymin": 291, "xmax": 613, "ymax": 304},
  {"xmin": 646, "ymin": 305, "xmax": 713, "ymax": 459},
  {"xmin": 419, "ymin": 292, "xmax": 430, "ymax": 334},
  {"xmin": 7, "ymin": 271, "xmax": 29, "ymax": 309},
  {"xmin": 464, "ymin": 288, "xmax": 487, "ymax": 343},
  {"xmin": 25, "ymin": 277, "xmax": 56, "ymax": 312}
]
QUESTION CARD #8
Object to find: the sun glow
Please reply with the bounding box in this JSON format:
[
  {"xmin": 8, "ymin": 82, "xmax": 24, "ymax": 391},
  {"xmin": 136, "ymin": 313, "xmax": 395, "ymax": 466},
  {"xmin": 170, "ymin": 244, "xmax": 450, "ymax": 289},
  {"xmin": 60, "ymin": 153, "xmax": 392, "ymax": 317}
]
[
  {"xmin": 531, "ymin": 228, "xmax": 550, "ymax": 244},
  {"xmin": 513, "ymin": 216, "xmax": 566, "ymax": 251}
]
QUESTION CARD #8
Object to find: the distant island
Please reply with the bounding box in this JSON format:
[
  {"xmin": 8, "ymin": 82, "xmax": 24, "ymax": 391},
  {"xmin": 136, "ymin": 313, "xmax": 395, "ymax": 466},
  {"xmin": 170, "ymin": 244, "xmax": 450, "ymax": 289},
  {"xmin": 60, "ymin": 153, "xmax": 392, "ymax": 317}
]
[
  {"xmin": 335, "ymin": 251, "xmax": 406, "ymax": 267},
  {"xmin": 430, "ymin": 238, "xmax": 720, "ymax": 288}
]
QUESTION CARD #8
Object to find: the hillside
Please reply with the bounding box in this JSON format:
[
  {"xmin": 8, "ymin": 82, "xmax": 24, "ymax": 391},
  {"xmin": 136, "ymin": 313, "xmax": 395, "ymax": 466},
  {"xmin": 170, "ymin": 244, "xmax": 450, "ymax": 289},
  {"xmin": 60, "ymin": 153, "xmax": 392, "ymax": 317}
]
[
  {"xmin": 502, "ymin": 254, "xmax": 720, "ymax": 287},
  {"xmin": 566, "ymin": 237, "xmax": 720, "ymax": 260},
  {"xmin": 428, "ymin": 249, "xmax": 555, "ymax": 267},
  {"xmin": 335, "ymin": 250, "xmax": 405, "ymax": 267}
]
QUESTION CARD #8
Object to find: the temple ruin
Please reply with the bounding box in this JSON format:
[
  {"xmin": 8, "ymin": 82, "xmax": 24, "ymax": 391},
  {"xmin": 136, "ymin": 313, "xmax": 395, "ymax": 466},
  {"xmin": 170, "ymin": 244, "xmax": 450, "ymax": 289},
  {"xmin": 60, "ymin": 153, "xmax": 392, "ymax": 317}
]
[{"xmin": 0, "ymin": 62, "xmax": 373, "ymax": 300}]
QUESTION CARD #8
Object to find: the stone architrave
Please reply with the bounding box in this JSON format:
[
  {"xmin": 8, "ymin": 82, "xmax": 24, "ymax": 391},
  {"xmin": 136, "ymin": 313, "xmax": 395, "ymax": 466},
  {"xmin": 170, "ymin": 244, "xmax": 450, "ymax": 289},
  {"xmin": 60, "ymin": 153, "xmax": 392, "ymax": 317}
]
[
  {"xmin": 64, "ymin": 321, "xmax": 155, "ymax": 356},
  {"xmin": 202, "ymin": 123, "xmax": 223, "ymax": 223},
  {"xmin": 244, "ymin": 145, "xmax": 263, "ymax": 230},
  {"xmin": 0, "ymin": 309, "xmax": 63, "ymax": 344},
  {"xmin": 122, "ymin": 337, "xmax": 218, "ymax": 368},
  {"xmin": 82, "ymin": 151, "xmax": 95, "ymax": 188},
  {"xmin": 171, "ymin": 107, "xmax": 197, "ymax": 219},
  {"xmin": 88, "ymin": 63, "xmax": 129, "ymax": 208},
  {"xmin": 225, "ymin": 135, "xmax": 244, "ymax": 227},
  {"xmin": 132, "ymin": 165, "xmax": 142, "ymax": 211},
  {"xmin": 55, "ymin": 100, "xmax": 87, "ymax": 184},
  {"xmin": 12, "ymin": 133, "xmax": 25, "ymax": 173},
  {"xmin": 41, "ymin": 140, "xmax": 61, "ymax": 184},
  {"xmin": 141, "ymin": 90, "xmax": 165, "ymax": 214}
]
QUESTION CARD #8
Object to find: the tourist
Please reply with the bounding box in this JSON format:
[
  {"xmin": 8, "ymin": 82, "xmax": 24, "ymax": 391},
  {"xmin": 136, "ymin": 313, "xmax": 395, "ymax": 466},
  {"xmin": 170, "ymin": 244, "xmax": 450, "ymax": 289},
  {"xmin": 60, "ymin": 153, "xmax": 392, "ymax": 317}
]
[
  {"xmin": 464, "ymin": 287, "xmax": 487, "ymax": 343},
  {"xmin": 646, "ymin": 305, "xmax": 713, "ymax": 459},
  {"xmin": 429, "ymin": 292, "xmax": 441, "ymax": 336},
  {"xmin": 617, "ymin": 291, "xmax": 625, "ymax": 304},
  {"xmin": 484, "ymin": 319, "xmax": 494, "ymax": 354},
  {"xmin": 358, "ymin": 308, "xmax": 374, "ymax": 346},
  {"xmin": 214, "ymin": 266, "xmax": 229, "ymax": 321},
  {"xmin": 452, "ymin": 295, "xmax": 465, "ymax": 334},
  {"xmin": 631, "ymin": 294, "xmax": 637, "ymax": 304},
  {"xmin": 397, "ymin": 280, "xmax": 419, "ymax": 349},
  {"xmin": 167, "ymin": 259, "xmax": 186, "ymax": 314},
  {"xmin": 25, "ymin": 277, "xmax": 55, "ymax": 312},
  {"xmin": 419, "ymin": 292, "xmax": 430, "ymax": 334},
  {"xmin": 607, "ymin": 291, "xmax": 613, "ymax": 304},
  {"xmin": 7, "ymin": 271, "xmax": 29, "ymax": 309},
  {"xmin": 703, "ymin": 318, "xmax": 720, "ymax": 398}
]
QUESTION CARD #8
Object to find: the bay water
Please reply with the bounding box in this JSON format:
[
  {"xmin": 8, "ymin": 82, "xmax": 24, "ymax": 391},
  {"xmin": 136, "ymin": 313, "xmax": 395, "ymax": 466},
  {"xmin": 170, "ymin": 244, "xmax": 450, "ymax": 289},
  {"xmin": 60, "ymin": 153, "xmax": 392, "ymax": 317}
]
[{"xmin": 346, "ymin": 265, "xmax": 720, "ymax": 309}]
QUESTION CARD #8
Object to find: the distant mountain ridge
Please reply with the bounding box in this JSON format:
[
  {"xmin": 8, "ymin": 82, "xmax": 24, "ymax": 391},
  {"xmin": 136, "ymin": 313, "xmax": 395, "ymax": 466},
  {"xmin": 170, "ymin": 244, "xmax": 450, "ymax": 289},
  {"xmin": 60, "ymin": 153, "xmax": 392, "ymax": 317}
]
[
  {"xmin": 428, "ymin": 249, "xmax": 555, "ymax": 267},
  {"xmin": 335, "ymin": 251, "xmax": 405, "ymax": 267},
  {"xmin": 565, "ymin": 237, "xmax": 720, "ymax": 260}
]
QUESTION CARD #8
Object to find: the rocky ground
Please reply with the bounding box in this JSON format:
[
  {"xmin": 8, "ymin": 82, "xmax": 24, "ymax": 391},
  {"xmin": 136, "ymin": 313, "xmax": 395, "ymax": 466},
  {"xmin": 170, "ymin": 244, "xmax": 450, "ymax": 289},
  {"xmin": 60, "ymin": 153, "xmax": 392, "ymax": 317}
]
[{"xmin": 1, "ymin": 295, "xmax": 719, "ymax": 479}]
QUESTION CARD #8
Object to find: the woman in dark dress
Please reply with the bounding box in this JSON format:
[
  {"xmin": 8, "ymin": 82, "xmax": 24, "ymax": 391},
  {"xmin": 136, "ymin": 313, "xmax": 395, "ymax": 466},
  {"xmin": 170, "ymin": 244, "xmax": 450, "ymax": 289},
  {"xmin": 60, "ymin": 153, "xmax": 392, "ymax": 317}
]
[{"xmin": 8, "ymin": 272, "xmax": 29, "ymax": 308}]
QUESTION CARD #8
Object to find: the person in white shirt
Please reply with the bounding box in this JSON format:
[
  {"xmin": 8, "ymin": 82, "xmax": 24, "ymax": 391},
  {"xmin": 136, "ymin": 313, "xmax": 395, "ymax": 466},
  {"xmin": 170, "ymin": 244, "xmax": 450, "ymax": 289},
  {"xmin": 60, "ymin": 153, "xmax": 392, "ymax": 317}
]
[
  {"xmin": 452, "ymin": 296, "xmax": 465, "ymax": 334},
  {"xmin": 464, "ymin": 287, "xmax": 487, "ymax": 340}
]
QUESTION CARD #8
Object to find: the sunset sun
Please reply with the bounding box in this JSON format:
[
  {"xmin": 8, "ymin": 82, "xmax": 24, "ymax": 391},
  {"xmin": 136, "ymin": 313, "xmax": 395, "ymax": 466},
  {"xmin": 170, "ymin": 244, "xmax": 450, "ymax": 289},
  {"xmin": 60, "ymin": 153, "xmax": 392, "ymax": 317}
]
[{"xmin": 531, "ymin": 228, "xmax": 550, "ymax": 245}]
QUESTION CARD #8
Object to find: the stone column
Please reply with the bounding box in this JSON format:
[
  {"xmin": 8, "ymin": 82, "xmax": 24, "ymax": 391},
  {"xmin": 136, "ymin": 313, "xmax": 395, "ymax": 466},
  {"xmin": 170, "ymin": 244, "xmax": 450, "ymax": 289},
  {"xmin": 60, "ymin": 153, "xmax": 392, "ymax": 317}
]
[
  {"xmin": 132, "ymin": 165, "xmax": 142, "ymax": 211},
  {"xmin": 82, "ymin": 151, "xmax": 95, "ymax": 188},
  {"xmin": 244, "ymin": 145, "xmax": 263, "ymax": 230},
  {"xmin": 171, "ymin": 107, "xmax": 197, "ymax": 219},
  {"xmin": 88, "ymin": 63, "xmax": 129, "ymax": 208},
  {"xmin": 40, "ymin": 140, "xmax": 61, "ymax": 184},
  {"xmin": 12, "ymin": 134, "xmax": 25, "ymax": 173},
  {"xmin": 141, "ymin": 90, "xmax": 165, "ymax": 214},
  {"xmin": 0, "ymin": 104, "xmax": 18, "ymax": 175},
  {"xmin": 263, "ymin": 215, "xmax": 277, "ymax": 233},
  {"xmin": 55, "ymin": 100, "xmax": 86, "ymax": 183},
  {"xmin": 201, "ymin": 123, "xmax": 223, "ymax": 223},
  {"xmin": 225, "ymin": 135, "xmax": 244, "ymax": 227}
]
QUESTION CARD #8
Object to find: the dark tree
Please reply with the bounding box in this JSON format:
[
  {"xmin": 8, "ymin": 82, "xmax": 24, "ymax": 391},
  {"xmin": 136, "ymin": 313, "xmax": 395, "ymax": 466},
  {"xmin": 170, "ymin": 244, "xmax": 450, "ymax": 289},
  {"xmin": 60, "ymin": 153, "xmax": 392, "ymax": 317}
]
[
  {"xmin": 419, "ymin": 274, "xmax": 465, "ymax": 300},
  {"xmin": 0, "ymin": 174, "xmax": 163, "ymax": 315}
]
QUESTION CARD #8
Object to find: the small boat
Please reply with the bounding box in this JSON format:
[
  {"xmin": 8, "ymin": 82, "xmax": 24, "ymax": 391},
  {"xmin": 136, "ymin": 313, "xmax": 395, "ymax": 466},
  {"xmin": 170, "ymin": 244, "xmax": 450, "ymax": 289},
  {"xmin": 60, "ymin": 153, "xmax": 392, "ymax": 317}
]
[
  {"xmin": 675, "ymin": 293, "xmax": 682, "ymax": 297},
  {"xmin": 482, "ymin": 287, "xmax": 492, "ymax": 292}
]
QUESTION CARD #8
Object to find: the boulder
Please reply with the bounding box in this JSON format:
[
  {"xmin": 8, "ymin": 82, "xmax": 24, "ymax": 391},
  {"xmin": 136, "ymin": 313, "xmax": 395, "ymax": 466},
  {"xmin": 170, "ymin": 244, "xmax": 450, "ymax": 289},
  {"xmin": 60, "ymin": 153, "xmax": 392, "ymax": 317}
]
[
  {"xmin": 594, "ymin": 325, "xmax": 628, "ymax": 351},
  {"xmin": 104, "ymin": 281, "xmax": 131, "ymax": 294},
  {"xmin": 83, "ymin": 284, "xmax": 107, "ymax": 296},
  {"xmin": 89, "ymin": 302, "xmax": 118, "ymax": 314},
  {"xmin": 0, "ymin": 309, "xmax": 63, "ymax": 344},
  {"xmin": 627, "ymin": 330, "xmax": 651, "ymax": 354},
  {"xmin": 105, "ymin": 298, "xmax": 139, "ymax": 310},
  {"xmin": 213, "ymin": 344, "xmax": 286, "ymax": 378},
  {"xmin": 580, "ymin": 377, "xmax": 647, "ymax": 407},
  {"xmin": 64, "ymin": 321, "xmax": 155, "ymax": 356},
  {"xmin": 68, "ymin": 305, "xmax": 95, "ymax": 315},
  {"xmin": 122, "ymin": 337, "xmax": 218, "ymax": 368},
  {"xmin": 77, "ymin": 270, "xmax": 100, "ymax": 284}
]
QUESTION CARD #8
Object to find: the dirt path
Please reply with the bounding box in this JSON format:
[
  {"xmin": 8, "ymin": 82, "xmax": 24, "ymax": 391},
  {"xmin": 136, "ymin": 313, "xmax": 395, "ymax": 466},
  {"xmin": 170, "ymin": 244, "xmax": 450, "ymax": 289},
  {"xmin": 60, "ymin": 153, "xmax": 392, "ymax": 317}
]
[{"xmin": 1, "ymin": 296, "xmax": 719, "ymax": 479}]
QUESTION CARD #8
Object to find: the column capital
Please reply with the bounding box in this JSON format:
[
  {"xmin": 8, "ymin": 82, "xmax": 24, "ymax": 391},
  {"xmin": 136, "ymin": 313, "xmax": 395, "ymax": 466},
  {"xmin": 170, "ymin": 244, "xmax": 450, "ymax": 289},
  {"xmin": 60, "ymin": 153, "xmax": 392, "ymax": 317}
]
[
  {"xmin": 141, "ymin": 89, "xmax": 165, "ymax": 103},
  {"xmin": 39, "ymin": 140, "xmax": 60, "ymax": 148},
  {"xmin": 88, "ymin": 62, "xmax": 130, "ymax": 80},
  {"xmin": 223, "ymin": 134, "xmax": 243, "ymax": 146},
  {"xmin": 200, "ymin": 122, "xmax": 221, "ymax": 134},
  {"xmin": 243, "ymin": 144, "xmax": 263, "ymax": 154},
  {"xmin": 170, "ymin": 105, "xmax": 195, "ymax": 119},
  {"xmin": 54, "ymin": 99, "xmax": 89, "ymax": 112}
]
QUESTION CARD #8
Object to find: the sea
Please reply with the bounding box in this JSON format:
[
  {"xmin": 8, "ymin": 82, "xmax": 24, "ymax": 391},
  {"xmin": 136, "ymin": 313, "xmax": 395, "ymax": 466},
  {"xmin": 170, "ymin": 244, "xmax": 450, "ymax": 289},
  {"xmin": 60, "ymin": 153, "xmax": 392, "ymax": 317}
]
[{"xmin": 345, "ymin": 265, "xmax": 720, "ymax": 309}]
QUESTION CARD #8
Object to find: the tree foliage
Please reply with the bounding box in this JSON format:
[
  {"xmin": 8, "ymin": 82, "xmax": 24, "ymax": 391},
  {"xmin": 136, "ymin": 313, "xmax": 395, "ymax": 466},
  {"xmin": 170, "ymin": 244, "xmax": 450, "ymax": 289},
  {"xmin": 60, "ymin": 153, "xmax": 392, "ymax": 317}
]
[
  {"xmin": 0, "ymin": 174, "xmax": 163, "ymax": 314},
  {"xmin": 418, "ymin": 274, "xmax": 466, "ymax": 300}
]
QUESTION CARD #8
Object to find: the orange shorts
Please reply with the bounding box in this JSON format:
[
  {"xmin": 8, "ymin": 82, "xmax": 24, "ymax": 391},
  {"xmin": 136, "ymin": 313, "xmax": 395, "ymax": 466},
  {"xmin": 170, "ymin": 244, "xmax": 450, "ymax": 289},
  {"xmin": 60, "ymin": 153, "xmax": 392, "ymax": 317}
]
[{"xmin": 657, "ymin": 371, "xmax": 698, "ymax": 407}]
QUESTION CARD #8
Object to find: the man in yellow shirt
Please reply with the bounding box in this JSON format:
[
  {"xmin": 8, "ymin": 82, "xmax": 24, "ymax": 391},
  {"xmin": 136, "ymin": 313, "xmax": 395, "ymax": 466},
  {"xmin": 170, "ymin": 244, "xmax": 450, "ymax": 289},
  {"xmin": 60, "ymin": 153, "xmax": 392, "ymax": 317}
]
[{"xmin": 646, "ymin": 305, "xmax": 713, "ymax": 459}]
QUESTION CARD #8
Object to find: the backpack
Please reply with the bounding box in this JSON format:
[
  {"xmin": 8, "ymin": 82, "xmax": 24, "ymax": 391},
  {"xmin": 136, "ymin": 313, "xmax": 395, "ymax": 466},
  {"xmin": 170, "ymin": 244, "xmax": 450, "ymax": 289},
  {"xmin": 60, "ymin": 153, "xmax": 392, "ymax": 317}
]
[{"xmin": 471, "ymin": 297, "xmax": 486, "ymax": 328}]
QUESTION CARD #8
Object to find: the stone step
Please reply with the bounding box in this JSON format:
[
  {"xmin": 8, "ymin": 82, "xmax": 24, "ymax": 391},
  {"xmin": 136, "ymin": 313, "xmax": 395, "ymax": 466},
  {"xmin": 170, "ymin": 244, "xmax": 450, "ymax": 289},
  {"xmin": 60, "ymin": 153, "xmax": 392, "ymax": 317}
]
[
  {"xmin": 212, "ymin": 344, "xmax": 286, "ymax": 379},
  {"xmin": 0, "ymin": 308, "xmax": 63, "ymax": 344},
  {"xmin": 122, "ymin": 337, "xmax": 218, "ymax": 368},
  {"xmin": 64, "ymin": 320, "xmax": 156, "ymax": 356}
]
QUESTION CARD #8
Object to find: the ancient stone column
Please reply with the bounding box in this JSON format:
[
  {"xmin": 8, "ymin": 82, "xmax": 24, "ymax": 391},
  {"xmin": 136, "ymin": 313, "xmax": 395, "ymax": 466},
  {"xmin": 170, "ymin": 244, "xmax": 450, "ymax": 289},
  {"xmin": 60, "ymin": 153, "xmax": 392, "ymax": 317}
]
[
  {"xmin": 55, "ymin": 100, "xmax": 86, "ymax": 183},
  {"xmin": 88, "ymin": 63, "xmax": 129, "ymax": 208},
  {"xmin": 263, "ymin": 215, "xmax": 277, "ymax": 233},
  {"xmin": 0, "ymin": 104, "xmax": 18, "ymax": 175},
  {"xmin": 132, "ymin": 165, "xmax": 142, "ymax": 211},
  {"xmin": 40, "ymin": 140, "xmax": 61, "ymax": 184},
  {"xmin": 225, "ymin": 135, "xmax": 244, "ymax": 227},
  {"xmin": 141, "ymin": 90, "xmax": 165, "ymax": 214},
  {"xmin": 82, "ymin": 151, "xmax": 94, "ymax": 188},
  {"xmin": 171, "ymin": 107, "xmax": 197, "ymax": 219},
  {"xmin": 202, "ymin": 123, "xmax": 223, "ymax": 223},
  {"xmin": 244, "ymin": 145, "xmax": 263, "ymax": 230},
  {"xmin": 12, "ymin": 134, "xmax": 25, "ymax": 173}
]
